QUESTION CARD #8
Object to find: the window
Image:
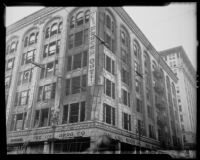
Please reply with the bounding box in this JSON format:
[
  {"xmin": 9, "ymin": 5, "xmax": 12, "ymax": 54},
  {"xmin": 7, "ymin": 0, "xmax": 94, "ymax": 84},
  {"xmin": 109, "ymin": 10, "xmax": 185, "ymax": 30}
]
[
  {"xmin": 62, "ymin": 105, "xmax": 69, "ymax": 124},
  {"xmin": 75, "ymin": 31, "xmax": 83, "ymax": 47},
  {"xmin": 121, "ymin": 31, "xmax": 126, "ymax": 45},
  {"xmin": 70, "ymin": 16, "xmax": 75, "ymax": 29},
  {"xmin": 58, "ymin": 22, "xmax": 63, "ymax": 33},
  {"xmin": 147, "ymin": 105, "xmax": 153, "ymax": 119},
  {"xmin": 149, "ymin": 125, "xmax": 156, "ymax": 139},
  {"xmin": 18, "ymin": 69, "xmax": 33, "ymax": 85},
  {"xmin": 73, "ymin": 53, "xmax": 82, "ymax": 70},
  {"xmin": 106, "ymin": 15, "xmax": 111, "ymax": 29},
  {"xmin": 134, "ymin": 61, "xmax": 141, "ymax": 74},
  {"xmin": 21, "ymin": 49, "xmax": 35, "ymax": 65},
  {"xmin": 121, "ymin": 67, "xmax": 129, "ymax": 85},
  {"xmin": 104, "ymin": 54, "xmax": 115, "ymax": 75},
  {"xmin": 6, "ymin": 58, "xmax": 15, "ymax": 70},
  {"xmin": 182, "ymin": 124, "xmax": 185, "ymax": 131},
  {"xmin": 43, "ymin": 40, "xmax": 60, "ymax": 58},
  {"xmin": 68, "ymin": 102, "xmax": 85, "ymax": 123},
  {"xmin": 67, "ymin": 51, "xmax": 88, "ymax": 71},
  {"xmin": 137, "ymin": 119, "xmax": 145, "ymax": 135},
  {"xmin": 104, "ymin": 77, "xmax": 115, "ymax": 99},
  {"xmin": 10, "ymin": 112, "xmax": 27, "ymax": 131},
  {"xmin": 133, "ymin": 40, "xmax": 141, "ymax": 59},
  {"xmin": 103, "ymin": 103, "xmax": 115, "ymax": 126},
  {"xmin": 34, "ymin": 108, "xmax": 50, "ymax": 128},
  {"xmin": 135, "ymin": 78, "xmax": 141, "ymax": 94},
  {"xmin": 10, "ymin": 41, "xmax": 18, "ymax": 53},
  {"xmin": 5, "ymin": 76, "xmax": 11, "ymax": 88},
  {"xmin": 179, "ymin": 105, "xmax": 182, "ymax": 112},
  {"xmin": 40, "ymin": 60, "xmax": 58, "ymax": 79},
  {"xmin": 84, "ymin": 28, "xmax": 89, "ymax": 44},
  {"xmin": 40, "ymin": 108, "xmax": 49, "ymax": 127},
  {"xmin": 49, "ymin": 41, "xmax": 56, "ymax": 56},
  {"xmin": 122, "ymin": 112, "xmax": 131, "ymax": 131},
  {"xmin": 29, "ymin": 33, "xmax": 35, "ymax": 45},
  {"xmin": 121, "ymin": 49, "xmax": 128, "ymax": 64},
  {"xmin": 37, "ymin": 83, "xmax": 56, "ymax": 102},
  {"xmin": 85, "ymin": 10, "xmax": 90, "ymax": 23},
  {"xmin": 15, "ymin": 90, "xmax": 30, "ymax": 106},
  {"xmin": 50, "ymin": 23, "xmax": 58, "ymax": 37},
  {"xmin": 146, "ymin": 89, "xmax": 151, "ymax": 102},
  {"xmin": 45, "ymin": 27, "xmax": 50, "ymax": 39},
  {"xmin": 76, "ymin": 11, "xmax": 84, "ymax": 26},
  {"xmin": 122, "ymin": 89, "xmax": 130, "ymax": 107},
  {"xmin": 66, "ymin": 75, "xmax": 87, "ymax": 95},
  {"xmin": 136, "ymin": 98, "xmax": 142, "ymax": 113},
  {"xmin": 180, "ymin": 115, "xmax": 183, "ymax": 122},
  {"xmin": 68, "ymin": 34, "xmax": 74, "ymax": 49}
]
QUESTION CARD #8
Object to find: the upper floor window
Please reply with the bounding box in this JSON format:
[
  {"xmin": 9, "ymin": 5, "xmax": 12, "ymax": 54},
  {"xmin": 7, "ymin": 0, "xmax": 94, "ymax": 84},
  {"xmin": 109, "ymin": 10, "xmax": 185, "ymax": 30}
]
[
  {"xmin": 133, "ymin": 40, "xmax": 141, "ymax": 60},
  {"xmin": 6, "ymin": 39, "xmax": 18, "ymax": 55},
  {"xmin": 70, "ymin": 9, "xmax": 90, "ymax": 29},
  {"xmin": 152, "ymin": 60, "xmax": 157, "ymax": 71},
  {"xmin": 121, "ymin": 66, "xmax": 129, "ymax": 86},
  {"xmin": 121, "ymin": 89, "xmax": 130, "ymax": 107},
  {"xmin": 149, "ymin": 124, "xmax": 156, "ymax": 139},
  {"xmin": 104, "ymin": 77, "xmax": 115, "ymax": 99},
  {"xmin": 62, "ymin": 101, "xmax": 85, "ymax": 124},
  {"xmin": 67, "ymin": 50, "xmax": 88, "ymax": 71},
  {"xmin": 34, "ymin": 108, "xmax": 50, "ymax": 128},
  {"xmin": 121, "ymin": 49, "xmax": 128, "ymax": 65},
  {"xmin": 21, "ymin": 49, "xmax": 36, "ymax": 65},
  {"xmin": 68, "ymin": 29, "xmax": 89, "ymax": 49},
  {"xmin": 6, "ymin": 58, "xmax": 15, "ymax": 71},
  {"xmin": 122, "ymin": 112, "xmax": 131, "ymax": 131},
  {"xmin": 103, "ymin": 103, "xmax": 115, "ymax": 126},
  {"xmin": 147, "ymin": 105, "xmax": 153, "ymax": 119},
  {"xmin": 10, "ymin": 112, "xmax": 27, "ymax": 131},
  {"xmin": 45, "ymin": 19, "xmax": 63, "ymax": 39},
  {"xmin": 24, "ymin": 30, "xmax": 39, "ymax": 47},
  {"xmin": 37, "ymin": 83, "xmax": 56, "ymax": 102},
  {"xmin": 18, "ymin": 68, "xmax": 33, "ymax": 86},
  {"xmin": 43, "ymin": 40, "xmax": 60, "ymax": 58},
  {"xmin": 5, "ymin": 76, "xmax": 12, "ymax": 89},
  {"xmin": 106, "ymin": 15, "xmax": 111, "ymax": 29},
  {"xmin": 40, "ymin": 60, "xmax": 58, "ymax": 79},
  {"xmin": 103, "ymin": 54, "xmax": 115, "ymax": 75},
  {"xmin": 14, "ymin": 90, "xmax": 30, "ymax": 106},
  {"xmin": 136, "ymin": 98, "xmax": 143, "ymax": 113},
  {"xmin": 66, "ymin": 74, "xmax": 87, "ymax": 95}
]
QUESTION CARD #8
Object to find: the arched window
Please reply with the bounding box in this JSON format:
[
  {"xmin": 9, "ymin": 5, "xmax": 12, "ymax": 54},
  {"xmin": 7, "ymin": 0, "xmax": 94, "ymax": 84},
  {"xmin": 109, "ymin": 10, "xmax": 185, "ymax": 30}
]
[
  {"xmin": 10, "ymin": 42, "xmax": 16, "ymax": 53},
  {"xmin": 24, "ymin": 36, "xmax": 28, "ymax": 47},
  {"xmin": 121, "ymin": 31, "xmax": 126, "ymax": 45},
  {"xmin": 152, "ymin": 60, "xmax": 157, "ymax": 71},
  {"xmin": 133, "ymin": 40, "xmax": 141, "ymax": 60},
  {"xmin": 106, "ymin": 15, "xmax": 111, "ymax": 29},
  {"xmin": 58, "ymin": 22, "xmax": 63, "ymax": 33},
  {"xmin": 45, "ymin": 27, "xmax": 50, "ymax": 39},
  {"xmin": 85, "ymin": 10, "xmax": 90, "ymax": 23},
  {"xmin": 76, "ymin": 11, "xmax": 84, "ymax": 26},
  {"xmin": 50, "ymin": 23, "xmax": 58, "ymax": 37},
  {"xmin": 70, "ymin": 16, "xmax": 75, "ymax": 29},
  {"xmin": 29, "ymin": 33, "xmax": 35, "ymax": 45}
]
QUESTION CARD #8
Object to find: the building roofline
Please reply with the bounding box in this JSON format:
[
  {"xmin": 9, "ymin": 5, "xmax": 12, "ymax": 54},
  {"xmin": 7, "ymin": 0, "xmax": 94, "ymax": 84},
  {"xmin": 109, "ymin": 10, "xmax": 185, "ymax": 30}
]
[
  {"xmin": 114, "ymin": 7, "xmax": 178, "ymax": 82},
  {"xmin": 159, "ymin": 46, "xmax": 196, "ymax": 76},
  {"xmin": 6, "ymin": 7, "xmax": 178, "ymax": 82}
]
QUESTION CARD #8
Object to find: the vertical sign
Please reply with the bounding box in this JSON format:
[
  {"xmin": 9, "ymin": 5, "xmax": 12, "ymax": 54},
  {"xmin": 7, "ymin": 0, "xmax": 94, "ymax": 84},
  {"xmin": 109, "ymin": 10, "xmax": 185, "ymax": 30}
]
[{"xmin": 88, "ymin": 8, "xmax": 97, "ymax": 86}]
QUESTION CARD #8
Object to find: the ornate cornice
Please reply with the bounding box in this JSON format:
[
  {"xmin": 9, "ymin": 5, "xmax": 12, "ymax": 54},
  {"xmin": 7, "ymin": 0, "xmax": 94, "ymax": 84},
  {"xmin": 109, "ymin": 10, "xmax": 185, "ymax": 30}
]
[
  {"xmin": 113, "ymin": 7, "xmax": 178, "ymax": 83},
  {"xmin": 6, "ymin": 7, "xmax": 63, "ymax": 36}
]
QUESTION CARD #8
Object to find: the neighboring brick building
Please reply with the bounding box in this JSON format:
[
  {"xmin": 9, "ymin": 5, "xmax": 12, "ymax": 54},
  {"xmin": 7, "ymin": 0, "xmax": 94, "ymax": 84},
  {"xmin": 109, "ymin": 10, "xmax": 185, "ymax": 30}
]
[
  {"xmin": 6, "ymin": 7, "xmax": 183, "ymax": 154},
  {"xmin": 159, "ymin": 46, "xmax": 196, "ymax": 149}
]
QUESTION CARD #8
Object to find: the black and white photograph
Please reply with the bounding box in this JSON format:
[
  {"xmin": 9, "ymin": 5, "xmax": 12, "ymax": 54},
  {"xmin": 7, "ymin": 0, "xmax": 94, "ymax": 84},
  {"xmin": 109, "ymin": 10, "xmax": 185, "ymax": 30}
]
[{"xmin": 5, "ymin": 3, "xmax": 197, "ymax": 158}]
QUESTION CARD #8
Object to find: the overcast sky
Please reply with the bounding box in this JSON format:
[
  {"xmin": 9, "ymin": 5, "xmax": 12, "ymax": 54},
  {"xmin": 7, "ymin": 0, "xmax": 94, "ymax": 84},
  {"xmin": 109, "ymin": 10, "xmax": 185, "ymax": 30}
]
[{"xmin": 5, "ymin": 4, "xmax": 197, "ymax": 70}]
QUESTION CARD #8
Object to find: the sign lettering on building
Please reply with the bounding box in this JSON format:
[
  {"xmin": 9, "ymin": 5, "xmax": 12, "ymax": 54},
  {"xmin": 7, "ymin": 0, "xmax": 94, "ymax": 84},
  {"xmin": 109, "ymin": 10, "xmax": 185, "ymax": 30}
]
[{"xmin": 88, "ymin": 8, "xmax": 97, "ymax": 86}]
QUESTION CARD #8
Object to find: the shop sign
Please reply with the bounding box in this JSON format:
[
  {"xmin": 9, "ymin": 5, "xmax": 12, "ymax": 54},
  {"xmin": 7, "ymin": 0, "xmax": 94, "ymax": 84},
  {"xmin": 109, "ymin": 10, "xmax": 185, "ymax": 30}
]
[
  {"xmin": 56, "ymin": 130, "xmax": 86, "ymax": 139},
  {"xmin": 9, "ymin": 138, "xmax": 24, "ymax": 143},
  {"xmin": 88, "ymin": 8, "xmax": 97, "ymax": 86}
]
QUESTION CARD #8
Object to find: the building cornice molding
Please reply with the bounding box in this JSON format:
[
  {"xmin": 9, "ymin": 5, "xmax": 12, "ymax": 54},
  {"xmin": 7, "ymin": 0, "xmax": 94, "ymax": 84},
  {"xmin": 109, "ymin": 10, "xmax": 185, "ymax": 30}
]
[
  {"xmin": 113, "ymin": 7, "xmax": 178, "ymax": 83},
  {"xmin": 159, "ymin": 46, "xmax": 196, "ymax": 77},
  {"xmin": 6, "ymin": 7, "xmax": 63, "ymax": 36}
]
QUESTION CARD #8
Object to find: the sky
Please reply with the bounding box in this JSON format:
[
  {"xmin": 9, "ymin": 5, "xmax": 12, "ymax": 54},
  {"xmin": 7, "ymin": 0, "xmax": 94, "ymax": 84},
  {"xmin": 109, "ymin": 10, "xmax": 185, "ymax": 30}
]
[{"xmin": 5, "ymin": 3, "xmax": 197, "ymax": 70}]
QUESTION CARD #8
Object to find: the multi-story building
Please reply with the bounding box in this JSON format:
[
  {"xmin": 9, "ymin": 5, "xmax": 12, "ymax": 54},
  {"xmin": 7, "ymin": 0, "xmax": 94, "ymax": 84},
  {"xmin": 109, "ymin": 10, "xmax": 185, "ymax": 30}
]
[
  {"xmin": 159, "ymin": 46, "xmax": 196, "ymax": 149},
  {"xmin": 6, "ymin": 7, "xmax": 183, "ymax": 154}
]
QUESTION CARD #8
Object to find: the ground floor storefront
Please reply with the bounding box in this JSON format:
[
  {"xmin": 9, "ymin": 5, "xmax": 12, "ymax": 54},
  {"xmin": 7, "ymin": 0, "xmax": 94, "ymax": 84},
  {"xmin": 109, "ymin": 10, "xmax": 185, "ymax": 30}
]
[{"xmin": 7, "ymin": 122, "xmax": 163, "ymax": 154}]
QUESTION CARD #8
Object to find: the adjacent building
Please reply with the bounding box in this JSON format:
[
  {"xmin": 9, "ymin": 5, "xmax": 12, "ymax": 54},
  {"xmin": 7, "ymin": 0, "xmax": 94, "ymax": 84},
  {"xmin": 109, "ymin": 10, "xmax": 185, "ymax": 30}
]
[
  {"xmin": 159, "ymin": 46, "xmax": 196, "ymax": 149},
  {"xmin": 6, "ymin": 7, "xmax": 183, "ymax": 154}
]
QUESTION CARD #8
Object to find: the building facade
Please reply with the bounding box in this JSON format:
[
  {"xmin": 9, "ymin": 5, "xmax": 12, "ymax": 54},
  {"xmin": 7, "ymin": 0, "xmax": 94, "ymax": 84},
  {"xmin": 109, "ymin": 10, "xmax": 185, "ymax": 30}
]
[
  {"xmin": 159, "ymin": 46, "xmax": 196, "ymax": 149},
  {"xmin": 6, "ymin": 7, "xmax": 183, "ymax": 154}
]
